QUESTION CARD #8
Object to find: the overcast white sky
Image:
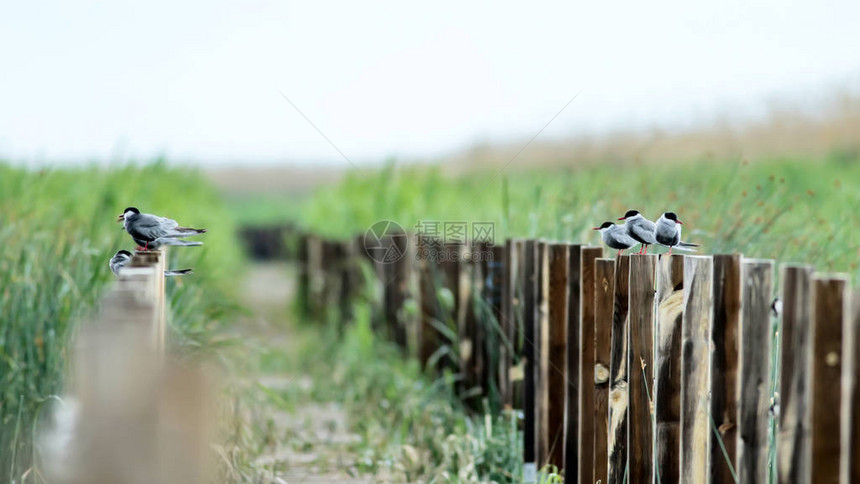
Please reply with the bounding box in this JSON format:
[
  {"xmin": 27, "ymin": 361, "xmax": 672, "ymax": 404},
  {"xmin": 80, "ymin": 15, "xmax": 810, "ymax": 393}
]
[{"xmin": 1, "ymin": 1, "xmax": 858, "ymax": 166}]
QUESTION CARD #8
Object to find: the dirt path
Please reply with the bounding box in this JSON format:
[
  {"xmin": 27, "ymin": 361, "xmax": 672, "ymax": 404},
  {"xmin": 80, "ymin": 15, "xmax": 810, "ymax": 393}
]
[{"xmin": 238, "ymin": 263, "xmax": 371, "ymax": 484}]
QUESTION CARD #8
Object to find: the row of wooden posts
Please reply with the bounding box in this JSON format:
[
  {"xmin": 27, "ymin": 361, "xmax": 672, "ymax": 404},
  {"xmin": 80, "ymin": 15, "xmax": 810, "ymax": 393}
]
[{"xmin": 298, "ymin": 233, "xmax": 860, "ymax": 483}]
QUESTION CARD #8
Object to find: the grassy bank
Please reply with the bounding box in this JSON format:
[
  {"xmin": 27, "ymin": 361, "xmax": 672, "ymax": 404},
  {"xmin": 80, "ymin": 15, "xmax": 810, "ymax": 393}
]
[{"xmin": 0, "ymin": 162, "xmax": 244, "ymax": 479}]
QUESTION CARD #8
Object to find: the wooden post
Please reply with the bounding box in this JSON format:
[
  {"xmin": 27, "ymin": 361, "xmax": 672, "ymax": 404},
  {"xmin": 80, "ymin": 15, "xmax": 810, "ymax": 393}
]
[
  {"xmin": 297, "ymin": 233, "xmax": 310, "ymax": 317},
  {"xmin": 810, "ymin": 275, "xmax": 848, "ymax": 483},
  {"xmin": 500, "ymin": 239, "xmax": 518, "ymax": 409},
  {"xmin": 710, "ymin": 254, "xmax": 742, "ymax": 484},
  {"xmin": 628, "ymin": 254, "xmax": 657, "ymax": 483},
  {"xmin": 564, "ymin": 244, "xmax": 583, "ymax": 480},
  {"xmin": 536, "ymin": 241, "xmax": 550, "ymax": 465},
  {"xmin": 593, "ymin": 257, "xmax": 616, "ymax": 484},
  {"xmin": 547, "ymin": 244, "xmax": 569, "ymax": 469},
  {"xmin": 578, "ymin": 246, "xmax": 603, "ymax": 484},
  {"xmin": 736, "ymin": 259, "xmax": 774, "ymax": 484},
  {"xmin": 418, "ymin": 254, "xmax": 440, "ymax": 371},
  {"xmin": 607, "ymin": 254, "xmax": 631, "ymax": 484},
  {"xmin": 842, "ymin": 290, "xmax": 860, "ymax": 483},
  {"xmin": 511, "ymin": 240, "xmax": 527, "ymax": 413},
  {"xmin": 130, "ymin": 249, "xmax": 166, "ymax": 356},
  {"xmin": 522, "ymin": 239, "xmax": 538, "ymax": 481},
  {"xmin": 777, "ymin": 264, "xmax": 814, "ymax": 484},
  {"xmin": 680, "ymin": 255, "xmax": 713, "ymax": 483},
  {"xmin": 654, "ymin": 254, "xmax": 684, "ymax": 483}
]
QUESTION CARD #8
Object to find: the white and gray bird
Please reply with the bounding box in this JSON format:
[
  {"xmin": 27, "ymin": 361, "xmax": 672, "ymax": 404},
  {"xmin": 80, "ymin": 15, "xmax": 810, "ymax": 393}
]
[
  {"xmin": 109, "ymin": 250, "xmax": 193, "ymax": 277},
  {"xmin": 617, "ymin": 209, "xmax": 657, "ymax": 254},
  {"xmin": 593, "ymin": 221, "xmax": 638, "ymax": 256},
  {"xmin": 117, "ymin": 207, "xmax": 207, "ymax": 251},
  {"xmin": 654, "ymin": 212, "xmax": 699, "ymax": 254}
]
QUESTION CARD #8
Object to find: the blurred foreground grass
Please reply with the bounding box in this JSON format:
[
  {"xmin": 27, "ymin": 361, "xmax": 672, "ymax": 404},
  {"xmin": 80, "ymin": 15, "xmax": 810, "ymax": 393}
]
[{"xmin": 0, "ymin": 161, "xmax": 244, "ymax": 479}]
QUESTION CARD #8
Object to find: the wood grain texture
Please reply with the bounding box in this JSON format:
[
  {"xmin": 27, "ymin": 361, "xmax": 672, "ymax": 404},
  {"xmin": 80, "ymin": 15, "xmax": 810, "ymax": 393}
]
[
  {"xmin": 593, "ymin": 258, "xmax": 616, "ymax": 484},
  {"xmin": 547, "ymin": 244, "xmax": 570, "ymax": 469},
  {"xmin": 536, "ymin": 242, "xmax": 550, "ymax": 464},
  {"xmin": 654, "ymin": 254, "xmax": 684, "ymax": 484},
  {"xmin": 418, "ymin": 257, "xmax": 440, "ymax": 370},
  {"xmin": 777, "ymin": 264, "xmax": 814, "ymax": 484},
  {"xmin": 709, "ymin": 254, "xmax": 743, "ymax": 484},
  {"xmin": 843, "ymin": 290, "xmax": 860, "ymax": 484},
  {"xmin": 500, "ymin": 239, "xmax": 515, "ymax": 408},
  {"xmin": 628, "ymin": 254, "xmax": 657, "ymax": 483},
  {"xmin": 487, "ymin": 245, "xmax": 505, "ymax": 410},
  {"xmin": 737, "ymin": 259, "xmax": 774, "ymax": 484},
  {"xmin": 680, "ymin": 255, "xmax": 713, "ymax": 483},
  {"xmin": 563, "ymin": 245, "xmax": 583, "ymax": 479},
  {"xmin": 810, "ymin": 276, "xmax": 848, "ymax": 484},
  {"xmin": 522, "ymin": 240, "xmax": 538, "ymax": 465},
  {"xmin": 607, "ymin": 254, "xmax": 631, "ymax": 484},
  {"xmin": 578, "ymin": 246, "xmax": 604, "ymax": 484}
]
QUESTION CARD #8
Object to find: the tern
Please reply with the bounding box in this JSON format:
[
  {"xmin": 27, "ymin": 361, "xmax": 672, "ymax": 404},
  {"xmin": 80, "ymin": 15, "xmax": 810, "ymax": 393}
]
[
  {"xmin": 654, "ymin": 212, "xmax": 699, "ymax": 254},
  {"xmin": 117, "ymin": 207, "xmax": 207, "ymax": 251},
  {"xmin": 109, "ymin": 250, "xmax": 193, "ymax": 277},
  {"xmin": 617, "ymin": 209, "xmax": 657, "ymax": 254},
  {"xmin": 593, "ymin": 221, "xmax": 638, "ymax": 256}
]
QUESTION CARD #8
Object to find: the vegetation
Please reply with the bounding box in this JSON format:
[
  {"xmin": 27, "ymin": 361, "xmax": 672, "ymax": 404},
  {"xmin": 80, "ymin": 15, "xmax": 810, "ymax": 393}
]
[
  {"xmin": 298, "ymin": 156, "xmax": 860, "ymax": 281},
  {"xmin": 0, "ymin": 161, "xmax": 244, "ymax": 479}
]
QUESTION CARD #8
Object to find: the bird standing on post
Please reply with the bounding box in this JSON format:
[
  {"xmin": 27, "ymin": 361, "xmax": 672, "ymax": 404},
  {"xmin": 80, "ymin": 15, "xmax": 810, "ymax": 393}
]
[
  {"xmin": 593, "ymin": 221, "xmax": 638, "ymax": 256},
  {"xmin": 117, "ymin": 207, "xmax": 208, "ymax": 251},
  {"xmin": 653, "ymin": 211, "xmax": 699, "ymax": 254},
  {"xmin": 617, "ymin": 209, "xmax": 657, "ymax": 254}
]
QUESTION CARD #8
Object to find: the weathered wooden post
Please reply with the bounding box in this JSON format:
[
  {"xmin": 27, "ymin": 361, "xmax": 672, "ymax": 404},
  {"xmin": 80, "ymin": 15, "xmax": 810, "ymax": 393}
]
[
  {"xmin": 130, "ymin": 249, "xmax": 166, "ymax": 356},
  {"xmin": 578, "ymin": 246, "xmax": 603, "ymax": 484},
  {"xmin": 417, "ymin": 242, "xmax": 441, "ymax": 371},
  {"xmin": 306, "ymin": 235, "xmax": 324, "ymax": 320},
  {"xmin": 485, "ymin": 244, "xmax": 505, "ymax": 407},
  {"xmin": 499, "ymin": 239, "xmax": 519, "ymax": 409},
  {"xmin": 777, "ymin": 264, "xmax": 814, "ymax": 484},
  {"xmin": 710, "ymin": 254, "xmax": 742, "ymax": 484},
  {"xmin": 297, "ymin": 233, "xmax": 311, "ymax": 317},
  {"xmin": 522, "ymin": 239, "xmax": 538, "ymax": 482},
  {"xmin": 736, "ymin": 259, "xmax": 774, "ymax": 484},
  {"xmin": 593, "ymin": 257, "xmax": 616, "ymax": 484},
  {"xmin": 654, "ymin": 254, "xmax": 684, "ymax": 483},
  {"xmin": 628, "ymin": 254, "xmax": 657, "ymax": 483},
  {"xmin": 563, "ymin": 244, "xmax": 583, "ymax": 480},
  {"xmin": 535, "ymin": 241, "xmax": 550, "ymax": 465},
  {"xmin": 546, "ymin": 243, "xmax": 569, "ymax": 470},
  {"xmin": 680, "ymin": 255, "xmax": 713, "ymax": 483},
  {"xmin": 510, "ymin": 239, "xmax": 527, "ymax": 411},
  {"xmin": 842, "ymin": 290, "xmax": 860, "ymax": 483},
  {"xmin": 809, "ymin": 275, "xmax": 849, "ymax": 483},
  {"xmin": 607, "ymin": 254, "xmax": 631, "ymax": 484}
]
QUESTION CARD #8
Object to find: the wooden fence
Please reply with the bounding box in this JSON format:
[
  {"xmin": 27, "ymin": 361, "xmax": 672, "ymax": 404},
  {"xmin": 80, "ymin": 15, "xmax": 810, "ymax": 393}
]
[
  {"xmin": 46, "ymin": 249, "xmax": 214, "ymax": 484},
  {"xmin": 299, "ymin": 234, "xmax": 860, "ymax": 483}
]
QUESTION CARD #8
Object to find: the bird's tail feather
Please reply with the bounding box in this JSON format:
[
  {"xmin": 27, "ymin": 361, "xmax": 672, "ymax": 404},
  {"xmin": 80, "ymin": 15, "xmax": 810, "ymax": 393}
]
[
  {"xmin": 164, "ymin": 269, "xmax": 193, "ymax": 276},
  {"xmin": 155, "ymin": 238, "xmax": 203, "ymax": 247},
  {"xmin": 672, "ymin": 245, "xmax": 698, "ymax": 253},
  {"xmin": 679, "ymin": 241, "xmax": 700, "ymax": 248}
]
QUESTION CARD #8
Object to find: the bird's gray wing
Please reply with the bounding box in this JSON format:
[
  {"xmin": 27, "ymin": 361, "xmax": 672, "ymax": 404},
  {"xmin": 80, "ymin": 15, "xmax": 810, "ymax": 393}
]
[
  {"xmin": 654, "ymin": 220, "xmax": 678, "ymax": 246},
  {"xmin": 129, "ymin": 213, "xmax": 180, "ymax": 240},
  {"xmin": 629, "ymin": 219, "xmax": 657, "ymax": 244}
]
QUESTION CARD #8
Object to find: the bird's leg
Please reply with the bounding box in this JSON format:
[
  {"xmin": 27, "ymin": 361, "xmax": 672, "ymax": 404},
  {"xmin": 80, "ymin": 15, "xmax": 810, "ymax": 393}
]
[
  {"xmin": 643, "ymin": 245, "xmax": 648, "ymax": 255},
  {"xmin": 617, "ymin": 249, "xmax": 622, "ymax": 257},
  {"xmin": 668, "ymin": 247, "xmax": 673, "ymax": 255},
  {"xmin": 144, "ymin": 241, "xmax": 149, "ymax": 251}
]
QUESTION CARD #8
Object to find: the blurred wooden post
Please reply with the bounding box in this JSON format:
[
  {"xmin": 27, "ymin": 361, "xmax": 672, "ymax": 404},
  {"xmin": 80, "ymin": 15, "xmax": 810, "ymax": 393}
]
[
  {"xmin": 499, "ymin": 239, "xmax": 518, "ymax": 409},
  {"xmin": 628, "ymin": 254, "xmax": 656, "ymax": 483},
  {"xmin": 511, "ymin": 239, "xmax": 527, "ymax": 411},
  {"xmin": 593, "ymin": 257, "xmax": 616, "ymax": 484},
  {"xmin": 522, "ymin": 240, "xmax": 538, "ymax": 481},
  {"xmin": 709, "ymin": 254, "xmax": 742, "ymax": 484},
  {"xmin": 578, "ymin": 246, "xmax": 603, "ymax": 484},
  {"xmin": 535, "ymin": 241, "xmax": 550, "ymax": 465},
  {"xmin": 418, "ymin": 244, "xmax": 441, "ymax": 370},
  {"xmin": 465, "ymin": 242, "xmax": 485, "ymax": 402},
  {"xmin": 306, "ymin": 235, "xmax": 324, "ymax": 321},
  {"xmin": 546, "ymin": 244, "xmax": 569, "ymax": 469},
  {"xmin": 131, "ymin": 249, "xmax": 166, "ymax": 356},
  {"xmin": 680, "ymin": 255, "xmax": 713, "ymax": 483},
  {"xmin": 654, "ymin": 254, "xmax": 684, "ymax": 483},
  {"xmin": 736, "ymin": 259, "xmax": 774, "ymax": 484},
  {"xmin": 777, "ymin": 264, "xmax": 814, "ymax": 484},
  {"xmin": 297, "ymin": 233, "xmax": 311, "ymax": 317},
  {"xmin": 842, "ymin": 290, "xmax": 860, "ymax": 483},
  {"xmin": 607, "ymin": 254, "xmax": 631, "ymax": 484},
  {"xmin": 563, "ymin": 244, "xmax": 583, "ymax": 480},
  {"xmin": 809, "ymin": 275, "xmax": 848, "ymax": 483},
  {"xmin": 486, "ymin": 244, "xmax": 505, "ymax": 407},
  {"xmin": 392, "ymin": 235, "xmax": 412, "ymax": 351}
]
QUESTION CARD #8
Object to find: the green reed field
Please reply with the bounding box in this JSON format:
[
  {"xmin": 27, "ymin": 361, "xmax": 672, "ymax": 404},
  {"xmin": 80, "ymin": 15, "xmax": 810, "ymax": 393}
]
[
  {"xmin": 299, "ymin": 157, "xmax": 860, "ymax": 281},
  {"xmin": 0, "ymin": 162, "xmax": 243, "ymax": 479}
]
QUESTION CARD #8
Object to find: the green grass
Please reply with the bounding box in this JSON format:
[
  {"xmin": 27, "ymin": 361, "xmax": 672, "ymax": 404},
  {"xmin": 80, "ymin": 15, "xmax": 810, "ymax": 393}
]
[
  {"xmin": 0, "ymin": 161, "xmax": 245, "ymax": 479},
  {"xmin": 296, "ymin": 157, "xmax": 860, "ymax": 281}
]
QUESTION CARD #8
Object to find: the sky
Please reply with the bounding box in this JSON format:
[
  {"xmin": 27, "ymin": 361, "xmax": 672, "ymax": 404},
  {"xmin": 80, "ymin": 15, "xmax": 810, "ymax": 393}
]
[{"xmin": 1, "ymin": 0, "xmax": 858, "ymax": 166}]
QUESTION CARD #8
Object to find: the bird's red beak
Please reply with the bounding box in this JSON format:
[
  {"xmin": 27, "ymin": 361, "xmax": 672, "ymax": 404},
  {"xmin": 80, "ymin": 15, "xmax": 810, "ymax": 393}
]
[
  {"xmin": 617, "ymin": 217, "xmax": 626, "ymax": 221},
  {"xmin": 592, "ymin": 227, "xmax": 600, "ymax": 230},
  {"xmin": 116, "ymin": 214, "xmax": 124, "ymax": 222},
  {"xmin": 677, "ymin": 220, "xmax": 683, "ymax": 225}
]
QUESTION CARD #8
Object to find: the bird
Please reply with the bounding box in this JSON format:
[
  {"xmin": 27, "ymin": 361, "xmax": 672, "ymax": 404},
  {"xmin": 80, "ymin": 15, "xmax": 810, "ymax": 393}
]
[
  {"xmin": 653, "ymin": 211, "xmax": 699, "ymax": 254},
  {"xmin": 117, "ymin": 207, "xmax": 207, "ymax": 251},
  {"xmin": 593, "ymin": 221, "xmax": 638, "ymax": 256},
  {"xmin": 617, "ymin": 209, "xmax": 657, "ymax": 254},
  {"xmin": 109, "ymin": 250, "xmax": 193, "ymax": 277}
]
